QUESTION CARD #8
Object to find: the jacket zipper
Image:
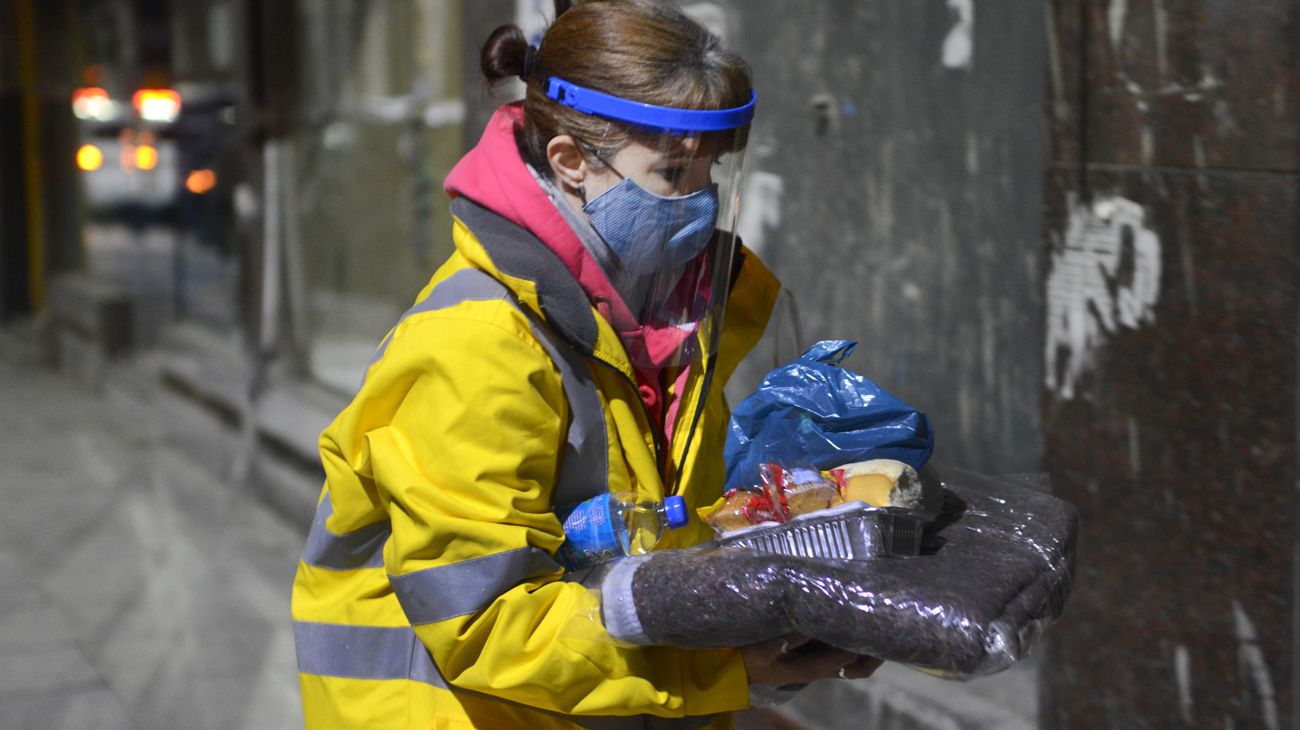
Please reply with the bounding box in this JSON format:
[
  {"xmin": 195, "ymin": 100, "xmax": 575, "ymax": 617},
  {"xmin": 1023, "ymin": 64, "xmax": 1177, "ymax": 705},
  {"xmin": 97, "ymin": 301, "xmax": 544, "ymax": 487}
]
[
  {"xmin": 589, "ymin": 348, "xmax": 716, "ymax": 498},
  {"xmin": 668, "ymin": 352, "xmax": 717, "ymax": 497}
]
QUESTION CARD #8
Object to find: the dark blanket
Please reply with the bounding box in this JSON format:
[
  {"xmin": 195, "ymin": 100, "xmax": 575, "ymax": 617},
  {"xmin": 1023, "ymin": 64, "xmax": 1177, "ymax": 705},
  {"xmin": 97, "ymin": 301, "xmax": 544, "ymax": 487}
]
[{"xmin": 629, "ymin": 468, "xmax": 1078, "ymax": 677}]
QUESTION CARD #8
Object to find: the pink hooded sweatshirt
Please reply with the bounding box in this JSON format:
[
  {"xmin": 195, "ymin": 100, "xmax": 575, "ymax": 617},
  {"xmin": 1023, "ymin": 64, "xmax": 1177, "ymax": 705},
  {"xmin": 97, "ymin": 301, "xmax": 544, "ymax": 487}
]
[{"xmin": 443, "ymin": 103, "xmax": 696, "ymax": 436}]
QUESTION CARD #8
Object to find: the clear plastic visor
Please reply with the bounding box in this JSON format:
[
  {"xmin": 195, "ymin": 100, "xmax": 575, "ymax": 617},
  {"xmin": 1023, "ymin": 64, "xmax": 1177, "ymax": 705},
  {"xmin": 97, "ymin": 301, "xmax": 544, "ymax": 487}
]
[{"xmin": 579, "ymin": 125, "xmax": 749, "ymax": 370}]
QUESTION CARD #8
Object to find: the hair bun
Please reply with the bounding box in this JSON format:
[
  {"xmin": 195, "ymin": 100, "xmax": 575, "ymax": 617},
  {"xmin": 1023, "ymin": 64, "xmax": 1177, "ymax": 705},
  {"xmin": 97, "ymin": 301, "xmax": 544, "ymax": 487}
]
[{"xmin": 481, "ymin": 24, "xmax": 529, "ymax": 84}]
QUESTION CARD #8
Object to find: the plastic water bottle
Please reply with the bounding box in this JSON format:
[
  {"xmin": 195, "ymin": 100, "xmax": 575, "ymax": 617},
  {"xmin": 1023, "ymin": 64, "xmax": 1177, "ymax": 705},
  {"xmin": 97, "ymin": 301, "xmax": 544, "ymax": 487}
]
[{"xmin": 556, "ymin": 492, "xmax": 689, "ymax": 570}]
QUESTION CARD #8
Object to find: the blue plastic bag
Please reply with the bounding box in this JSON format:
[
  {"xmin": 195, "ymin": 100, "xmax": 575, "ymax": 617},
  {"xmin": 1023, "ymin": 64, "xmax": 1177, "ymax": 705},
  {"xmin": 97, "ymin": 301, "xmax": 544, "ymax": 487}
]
[{"xmin": 723, "ymin": 340, "xmax": 935, "ymax": 490}]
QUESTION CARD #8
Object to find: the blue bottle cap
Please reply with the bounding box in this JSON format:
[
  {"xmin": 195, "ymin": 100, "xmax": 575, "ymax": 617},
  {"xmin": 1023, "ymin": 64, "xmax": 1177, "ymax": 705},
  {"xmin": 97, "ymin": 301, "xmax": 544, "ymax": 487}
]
[{"xmin": 663, "ymin": 495, "xmax": 689, "ymax": 529}]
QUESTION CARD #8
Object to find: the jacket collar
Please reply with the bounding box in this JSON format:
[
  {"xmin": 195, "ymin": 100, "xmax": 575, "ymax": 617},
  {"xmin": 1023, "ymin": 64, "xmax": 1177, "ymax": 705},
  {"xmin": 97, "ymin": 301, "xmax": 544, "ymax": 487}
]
[
  {"xmin": 450, "ymin": 195, "xmax": 781, "ymax": 392},
  {"xmin": 450, "ymin": 196, "xmax": 636, "ymax": 373}
]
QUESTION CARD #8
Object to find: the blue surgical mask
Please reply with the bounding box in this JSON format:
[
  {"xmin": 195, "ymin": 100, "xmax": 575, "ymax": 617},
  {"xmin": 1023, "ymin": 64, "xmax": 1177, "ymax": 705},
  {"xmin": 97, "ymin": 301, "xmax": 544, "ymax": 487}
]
[{"xmin": 583, "ymin": 178, "xmax": 719, "ymax": 277}]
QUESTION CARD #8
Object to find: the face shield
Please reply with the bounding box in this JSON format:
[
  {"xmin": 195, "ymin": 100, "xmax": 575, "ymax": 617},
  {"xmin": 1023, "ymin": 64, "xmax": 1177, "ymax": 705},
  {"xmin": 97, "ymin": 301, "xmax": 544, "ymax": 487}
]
[{"xmin": 544, "ymin": 76, "xmax": 755, "ymax": 370}]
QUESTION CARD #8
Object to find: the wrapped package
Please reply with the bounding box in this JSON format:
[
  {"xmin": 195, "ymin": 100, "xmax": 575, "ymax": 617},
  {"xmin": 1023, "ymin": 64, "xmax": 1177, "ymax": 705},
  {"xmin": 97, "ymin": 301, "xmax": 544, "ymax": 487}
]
[{"xmin": 601, "ymin": 467, "xmax": 1077, "ymax": 678}]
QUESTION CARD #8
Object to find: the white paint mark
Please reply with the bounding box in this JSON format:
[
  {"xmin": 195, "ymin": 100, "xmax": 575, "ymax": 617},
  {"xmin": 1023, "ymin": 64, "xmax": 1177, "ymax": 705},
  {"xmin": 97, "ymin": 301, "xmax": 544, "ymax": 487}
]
[
  {"xmin": 1108, "ymin": 0, "xmax": 1128, "ymax": 51},
  {"xmin": 942, "ymin": 0, "xmax": 974, "ymax": 70},
  {"xmin": 1213, "ymin": 99, "xmax": 1236, "ymax": 138},
  {"xmin": 1141, "ymin": 126, "xmax": 1155, "ymax": 164},
  {"xmin": 735, "ymin": 171, "xmax": 784, "ymax": 260},
  {"xmin": 1193, "ymin": 135, "xmax": 1211, "ymax": 193},
  {"xmin": 901, "ymin": 281, "xmax": 923, "ymax": 304},
  {"xmin": 1174, "ymin": 644, "xmax": 1194, "ymax": 723},
  {"xmin": 965, "ymin": 131, "xmax": 980, "ymax": 174},
  {"xmin": 1153, "ymin": 0, "xmax": 1169, "ymax": 78},
  {"xmin": 1045, "ymin": 194, "xmax": 1162, "ymax": 400},
  {"xmin": 1233, "ymin": 599, "xmax": 1279, "ymax": 730},
  {"xmin": 680, "ymin": 3, "xmax": 729, "ymax": 41},
  {"xmin": 864, "ymin": 139, "xmax": 897, "ymax": 244}
]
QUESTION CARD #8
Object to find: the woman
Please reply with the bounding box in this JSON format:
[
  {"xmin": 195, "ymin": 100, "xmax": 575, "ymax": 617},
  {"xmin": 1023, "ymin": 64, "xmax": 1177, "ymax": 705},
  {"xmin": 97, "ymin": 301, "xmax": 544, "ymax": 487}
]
[{"xmin": 291, "ymin": 1, "xmax": 878, "ymax": 727}]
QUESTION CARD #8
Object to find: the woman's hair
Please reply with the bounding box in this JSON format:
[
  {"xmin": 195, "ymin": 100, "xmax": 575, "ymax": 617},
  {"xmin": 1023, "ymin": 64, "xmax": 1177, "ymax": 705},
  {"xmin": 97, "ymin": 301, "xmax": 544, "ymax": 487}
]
[{"xmin": 480, "ymin": 0, "xmax": 752, "ymax": 174}]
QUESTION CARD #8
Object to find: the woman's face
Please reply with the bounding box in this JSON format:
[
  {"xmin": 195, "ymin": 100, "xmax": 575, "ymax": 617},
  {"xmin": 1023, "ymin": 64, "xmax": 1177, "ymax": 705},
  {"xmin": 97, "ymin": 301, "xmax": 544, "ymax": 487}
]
[{"xmin": 586, "ymin": 135, "xmax": 717, "ymax": 199}]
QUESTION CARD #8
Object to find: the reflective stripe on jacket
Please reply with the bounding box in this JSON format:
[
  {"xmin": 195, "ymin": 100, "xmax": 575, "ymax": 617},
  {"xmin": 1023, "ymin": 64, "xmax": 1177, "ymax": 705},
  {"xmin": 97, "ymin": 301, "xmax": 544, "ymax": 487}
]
[{"xmin": 291, "ymin": 197, "xmax": 780, "ymax": 729}]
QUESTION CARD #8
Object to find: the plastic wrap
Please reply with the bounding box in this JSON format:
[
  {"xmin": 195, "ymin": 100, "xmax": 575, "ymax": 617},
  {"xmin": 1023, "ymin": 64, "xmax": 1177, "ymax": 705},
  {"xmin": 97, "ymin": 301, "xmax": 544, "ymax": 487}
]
[{"xmin": 604, "ymin": 467, "xmax": 1077, "ymax": 678}]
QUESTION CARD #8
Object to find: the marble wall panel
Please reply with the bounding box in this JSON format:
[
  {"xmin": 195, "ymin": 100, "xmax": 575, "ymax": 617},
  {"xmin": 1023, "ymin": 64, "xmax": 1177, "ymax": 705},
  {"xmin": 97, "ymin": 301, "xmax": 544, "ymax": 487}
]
[
  {"xmin": 1040, "ymin": 166, "xmax": 1297, "ymax": 728},
  {"xmin": 1046, "ymin": 0, "xmax": 1083, "ymax": 165},
  {"xmin": 1079, "ymin": 0, "xmax": 1299, "ymax": 170}
]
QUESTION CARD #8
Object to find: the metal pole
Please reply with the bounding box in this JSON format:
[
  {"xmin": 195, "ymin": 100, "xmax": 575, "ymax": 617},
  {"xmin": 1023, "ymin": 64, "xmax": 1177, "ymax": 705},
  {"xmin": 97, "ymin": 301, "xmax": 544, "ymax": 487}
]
[{"xmin": 15, "ymin": 0, "xmax": 46, "ymax": 313}]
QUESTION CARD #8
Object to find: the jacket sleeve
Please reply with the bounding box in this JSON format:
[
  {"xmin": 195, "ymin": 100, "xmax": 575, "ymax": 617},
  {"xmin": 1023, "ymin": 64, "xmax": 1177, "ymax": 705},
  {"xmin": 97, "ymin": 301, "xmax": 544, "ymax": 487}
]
[{"xmin": 366, "ymin": 310, "xmax": 750, "ymax": 718}]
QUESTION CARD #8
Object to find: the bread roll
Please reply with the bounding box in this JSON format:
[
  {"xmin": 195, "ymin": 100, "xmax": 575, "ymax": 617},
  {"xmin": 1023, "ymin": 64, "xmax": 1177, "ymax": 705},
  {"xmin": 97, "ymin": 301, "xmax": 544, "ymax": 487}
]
[
  {"xmin": 835, "ymin": 459, "xmax": 925, "ymax": 510},
  {"xmin": 701, "ymin": 489, "xmax": 779, "ymax": 533},
  {"xmin": 783, "ymin": 468, "xmax": 838, "ymax": 516}
]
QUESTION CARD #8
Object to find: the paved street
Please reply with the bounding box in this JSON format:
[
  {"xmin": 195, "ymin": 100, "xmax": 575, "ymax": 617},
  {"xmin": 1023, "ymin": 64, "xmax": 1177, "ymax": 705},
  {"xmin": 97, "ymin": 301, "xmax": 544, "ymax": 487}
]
[{"xmin": 0, "ymin": 331, "xmax": 303, "ymax": 729}]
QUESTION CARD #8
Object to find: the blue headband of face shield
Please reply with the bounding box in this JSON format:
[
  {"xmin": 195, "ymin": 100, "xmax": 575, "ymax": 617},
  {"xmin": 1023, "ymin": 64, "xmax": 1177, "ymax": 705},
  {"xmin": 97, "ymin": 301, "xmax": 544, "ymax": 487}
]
[{"xmin": 543, "ymin": 76, "xmax": 757, "ymax": 135}]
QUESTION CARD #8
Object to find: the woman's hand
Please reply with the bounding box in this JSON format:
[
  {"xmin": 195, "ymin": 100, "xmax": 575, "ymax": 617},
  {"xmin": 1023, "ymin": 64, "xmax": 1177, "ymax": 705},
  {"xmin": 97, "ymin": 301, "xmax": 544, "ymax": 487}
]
[{"xmin": 740, "ymin": 634, "xmax": 883, "ymax": 685}]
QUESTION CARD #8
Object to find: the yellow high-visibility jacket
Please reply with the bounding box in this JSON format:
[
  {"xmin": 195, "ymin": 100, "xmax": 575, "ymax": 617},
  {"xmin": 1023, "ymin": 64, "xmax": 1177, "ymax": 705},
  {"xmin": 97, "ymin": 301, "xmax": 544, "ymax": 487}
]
[{"xmin": 291, "ymin": 196, "xmax": 780, "ymax": 729}]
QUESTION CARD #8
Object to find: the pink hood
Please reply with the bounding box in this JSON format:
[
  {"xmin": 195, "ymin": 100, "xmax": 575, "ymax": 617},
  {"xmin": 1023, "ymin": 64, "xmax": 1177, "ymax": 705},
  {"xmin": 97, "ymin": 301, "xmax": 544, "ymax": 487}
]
[{"xmin": 444, "ymin": 103, "xmax": 636, "ymax": 332}]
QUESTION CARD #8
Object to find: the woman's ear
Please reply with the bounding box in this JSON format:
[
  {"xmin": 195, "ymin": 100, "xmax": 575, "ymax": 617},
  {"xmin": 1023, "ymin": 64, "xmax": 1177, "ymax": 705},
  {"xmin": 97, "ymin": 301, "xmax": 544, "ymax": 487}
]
[{"xmin": 546, "ymin": 135, "xmax": 590, "ymax": 192}]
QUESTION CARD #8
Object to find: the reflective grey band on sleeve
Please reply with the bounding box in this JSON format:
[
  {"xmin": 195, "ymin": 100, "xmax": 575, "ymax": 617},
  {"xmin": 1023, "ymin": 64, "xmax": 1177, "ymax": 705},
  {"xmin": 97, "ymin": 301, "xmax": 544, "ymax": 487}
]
[
  {"xmin": 600, "ymin": 556, "xmax": 651, "ymax": 645},
  {"xmin": 521, "ymin": 306, "xmax": 609, "ymax": 509},
  {"xmin": 293, "ymin": 621, "xmax": 448, "ymax": 687},
  {"xmin": 368, "ymin": 268, "xmax": 512, "ymax": 369},
  {"xmin": 301, "ymin": 494, "xmax": 389, "ymax": 570},
  {"xmin": 390, "ymin": 546, "xmax": 563, "ymax": 625}
]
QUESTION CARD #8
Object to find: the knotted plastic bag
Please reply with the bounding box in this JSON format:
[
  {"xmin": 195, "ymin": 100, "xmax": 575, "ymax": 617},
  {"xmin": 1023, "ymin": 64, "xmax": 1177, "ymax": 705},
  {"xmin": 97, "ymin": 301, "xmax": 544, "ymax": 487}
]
[{"xmin": 724, "ymin": 340, "xmax": 935, "ymax": 491}]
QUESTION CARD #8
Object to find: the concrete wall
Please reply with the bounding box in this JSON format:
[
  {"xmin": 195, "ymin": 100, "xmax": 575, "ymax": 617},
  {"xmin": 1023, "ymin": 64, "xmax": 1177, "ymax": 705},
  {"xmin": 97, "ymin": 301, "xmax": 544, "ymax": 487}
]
[{"xmin": 701, "ymin": 0, "xmax": 1046, "ymax": 477}]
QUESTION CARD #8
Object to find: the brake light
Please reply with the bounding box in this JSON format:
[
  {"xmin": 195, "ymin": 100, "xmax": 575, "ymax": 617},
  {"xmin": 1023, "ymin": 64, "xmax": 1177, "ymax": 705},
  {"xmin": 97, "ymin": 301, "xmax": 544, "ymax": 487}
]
[
  {"xmin": 72, "ymin": 87, "xmax": 116, "ymax": 121},
  {"xmin": 133, "ymin": 89, "xmax": 181, "ymax": 123}
]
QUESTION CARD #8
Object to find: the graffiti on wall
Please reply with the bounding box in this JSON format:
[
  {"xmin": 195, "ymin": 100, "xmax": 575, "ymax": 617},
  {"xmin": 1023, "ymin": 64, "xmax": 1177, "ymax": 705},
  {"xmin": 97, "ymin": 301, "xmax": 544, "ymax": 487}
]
[
  {"xmin": 1045, "ymin": 194, "xmax": 1162, "ymax": 400},
  {"xmin": 942, "ymin": 0, "xmax": 974, "ymax": 69}
]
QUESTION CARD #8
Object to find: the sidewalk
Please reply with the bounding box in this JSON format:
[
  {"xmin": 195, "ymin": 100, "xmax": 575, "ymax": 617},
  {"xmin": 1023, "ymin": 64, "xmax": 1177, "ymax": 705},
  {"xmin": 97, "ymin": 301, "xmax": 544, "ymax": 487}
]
[{"xmin": 0, "ymin": 328, "xmax": 304, "ymax": 729}]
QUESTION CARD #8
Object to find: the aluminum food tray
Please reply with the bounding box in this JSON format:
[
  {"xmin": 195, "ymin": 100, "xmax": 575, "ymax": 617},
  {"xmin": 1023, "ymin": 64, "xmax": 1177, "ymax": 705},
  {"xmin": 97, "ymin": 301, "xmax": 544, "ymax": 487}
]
[{"xmin": 715, "ymin": 502, "xmax": 925, "ymax": 560}]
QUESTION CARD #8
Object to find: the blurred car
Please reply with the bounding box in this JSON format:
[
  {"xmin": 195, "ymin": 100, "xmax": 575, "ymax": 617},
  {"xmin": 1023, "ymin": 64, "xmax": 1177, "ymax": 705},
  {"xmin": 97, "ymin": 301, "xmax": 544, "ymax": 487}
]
[{"xmin": 74, "ymin": 83, "xmax": 237, "ymax": 235}]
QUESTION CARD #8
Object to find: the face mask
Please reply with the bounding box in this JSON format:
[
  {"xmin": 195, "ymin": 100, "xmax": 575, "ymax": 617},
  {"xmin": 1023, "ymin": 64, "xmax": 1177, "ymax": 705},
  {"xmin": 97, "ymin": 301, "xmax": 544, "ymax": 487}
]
[{"xmin": 583, "ymin": 178, "xmax": 719, "ymax": 277}]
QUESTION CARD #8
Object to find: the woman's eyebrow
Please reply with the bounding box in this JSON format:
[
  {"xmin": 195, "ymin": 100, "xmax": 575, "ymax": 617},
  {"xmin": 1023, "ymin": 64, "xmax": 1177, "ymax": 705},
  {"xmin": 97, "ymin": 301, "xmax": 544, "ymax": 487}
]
[{"xmin": 660, "ymin": 152, "xmax": 707, "ymax": 164}]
